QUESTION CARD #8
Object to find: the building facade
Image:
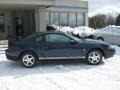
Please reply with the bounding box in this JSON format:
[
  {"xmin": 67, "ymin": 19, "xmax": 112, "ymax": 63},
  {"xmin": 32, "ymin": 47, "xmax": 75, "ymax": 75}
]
[{"xmin": 0, "ymin": 0, "xmax": 88, "ymax": 40}]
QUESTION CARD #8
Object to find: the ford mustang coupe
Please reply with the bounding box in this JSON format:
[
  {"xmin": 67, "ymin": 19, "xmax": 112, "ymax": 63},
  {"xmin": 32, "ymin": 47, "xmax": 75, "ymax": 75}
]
[{"xmin": 5, "ymin": 32, "xmax": 115, "ymax": 68}]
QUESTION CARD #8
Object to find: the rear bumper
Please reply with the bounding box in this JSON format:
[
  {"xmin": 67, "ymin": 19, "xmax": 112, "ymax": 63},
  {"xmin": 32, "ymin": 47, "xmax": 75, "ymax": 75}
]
[
  {"xmin": 104, "ymin": 48, "xmax": 115, "ymax": 59},
  {"xmin": 5, "ymin": 49, "xmax": 20, "ymax": 61}
]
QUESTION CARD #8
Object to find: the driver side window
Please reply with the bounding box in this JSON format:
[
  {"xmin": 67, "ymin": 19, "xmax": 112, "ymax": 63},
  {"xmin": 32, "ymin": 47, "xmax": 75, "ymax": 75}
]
[{"xmin": 45, "ymin": 34, "xmax": 71, "ymax": 43}]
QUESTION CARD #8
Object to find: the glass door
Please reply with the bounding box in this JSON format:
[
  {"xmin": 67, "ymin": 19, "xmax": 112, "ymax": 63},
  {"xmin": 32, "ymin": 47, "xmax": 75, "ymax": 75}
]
[{"xmin": 15, "ymin": 16, "xmax": 24, "ymax": 40}]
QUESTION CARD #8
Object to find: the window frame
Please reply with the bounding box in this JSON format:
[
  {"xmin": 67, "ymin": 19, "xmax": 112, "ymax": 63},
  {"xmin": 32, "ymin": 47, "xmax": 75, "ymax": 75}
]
[
  {"xmin": 46, "ymin": 11, "xmax": 86, "ymax": 27},
  {"xmin": 60, "ymin": 12, "xmax": 69, "ymax": 26},
  {"xmin": 76, "ymin": 13, "xmax": 85, "ymax": 26},
  {"xmin": 43, "ymin": 33, "xmax": 72, "ymax": 43},
  {"xmin": 50, "ymin": 12, "xmax": 60, "ymax": 26},
  {"xmin": 69, "ymin": 12, "xmax": 77, "ymax": 27}
]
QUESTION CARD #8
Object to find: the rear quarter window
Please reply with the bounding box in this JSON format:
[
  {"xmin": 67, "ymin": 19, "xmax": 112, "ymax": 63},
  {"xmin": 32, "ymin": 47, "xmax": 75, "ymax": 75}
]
[{"xmin": 22, "ymin": 33, "xmax": 40, "ymax": 42}]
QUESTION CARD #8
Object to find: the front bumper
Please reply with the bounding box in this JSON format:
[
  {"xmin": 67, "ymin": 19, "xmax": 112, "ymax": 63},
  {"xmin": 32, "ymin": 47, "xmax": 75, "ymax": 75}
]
[
  {"xmin": 5, "ymin": 49, "xmax": 20, "ymax": 61},
  {"xmin": 104, "ymin": 48, "xmax": 115, "ymax": 59}
]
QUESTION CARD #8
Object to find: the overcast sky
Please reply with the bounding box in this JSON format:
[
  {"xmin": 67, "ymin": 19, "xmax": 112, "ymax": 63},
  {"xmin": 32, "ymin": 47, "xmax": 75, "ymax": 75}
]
[{"xmin": 89, "ymin": 0, "xmax": 120, "ymax": 14}]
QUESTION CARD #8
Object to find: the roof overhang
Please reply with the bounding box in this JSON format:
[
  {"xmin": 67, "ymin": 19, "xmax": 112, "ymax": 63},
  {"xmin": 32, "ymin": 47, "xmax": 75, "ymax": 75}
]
[
  {"xmin": 47, "ymin": 5, "xmax": 88, "ymax": 12},
  {"xmin": 0, "ymin": 0, "xmax": 88, "ymax": 11}
]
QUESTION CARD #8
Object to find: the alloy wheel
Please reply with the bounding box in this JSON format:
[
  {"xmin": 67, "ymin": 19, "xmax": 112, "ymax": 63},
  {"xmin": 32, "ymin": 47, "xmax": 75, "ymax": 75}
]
[
  {"xmin": 88, "ymin": 51, "xmax": 102, "ymax": 64},
  {"xmin": 22, "ymin": 54, "xmax": 35, "ymax": 67}
]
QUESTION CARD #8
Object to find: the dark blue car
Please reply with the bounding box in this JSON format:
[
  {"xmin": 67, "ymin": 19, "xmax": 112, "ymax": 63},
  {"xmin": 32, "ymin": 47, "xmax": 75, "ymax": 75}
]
[{"xmin": 5, "ymin": 32, "xmax": 115, "ymax": 67}]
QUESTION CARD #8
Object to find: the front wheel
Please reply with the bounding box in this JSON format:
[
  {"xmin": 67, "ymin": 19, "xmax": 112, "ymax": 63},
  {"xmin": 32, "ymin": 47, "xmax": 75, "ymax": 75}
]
[
  {"xmin": 86, "ymin": 50, "xmax": 103, "ymax": 65},
  {"xmin": 20, "ymin": 52, "xmax": 38, "ymax": 68}
]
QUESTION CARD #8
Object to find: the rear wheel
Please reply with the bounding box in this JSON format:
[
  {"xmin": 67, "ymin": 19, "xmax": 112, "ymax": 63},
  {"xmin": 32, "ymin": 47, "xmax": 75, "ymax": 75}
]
[
  {"xmin": 20, "ymin": 52, "xmax": 38, "ymax": 68},
  {"xmin": 86, "ymin": 50, "xmax": 103, "ymax": 65}
]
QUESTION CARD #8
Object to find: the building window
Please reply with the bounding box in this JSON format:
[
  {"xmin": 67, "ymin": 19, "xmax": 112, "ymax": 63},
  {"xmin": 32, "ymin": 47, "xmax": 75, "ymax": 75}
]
[
  {"xmin": 0, "ymin": 15, "xmax": 5, "ymax": 32},
  {"xmin": 69, "ymin": 13, "xmax": 77, "ymax": 27},
  {"xmin": 60, "ymin": 12, "xmax": 69, "ymax": 26},
  {"xmin": 46, "ymin": 12, "xmax": 50, "ymax": 26},
  {"xmin": 46, "ymin": 12, "xmax": 85, "ymax": 27},
  {"xmin": 50, "ymin": 12, "xmax": 59, "ymax": 26},
  {"xmin": 77, "ymin": 13, "xmax": 85, "ymax": 26}
]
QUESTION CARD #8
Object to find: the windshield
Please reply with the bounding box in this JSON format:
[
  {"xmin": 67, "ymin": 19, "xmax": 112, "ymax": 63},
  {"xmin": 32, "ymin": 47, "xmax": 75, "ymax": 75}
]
[{"xmin": 65, "ymin": 33, "xmax": 81, "ymax": 41}]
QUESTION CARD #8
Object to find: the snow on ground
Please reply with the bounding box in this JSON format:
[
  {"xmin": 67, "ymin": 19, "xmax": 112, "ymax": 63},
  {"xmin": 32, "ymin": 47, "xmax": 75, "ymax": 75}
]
[
  {"xmin": 95, "ymin": 26, "xmax": 120, "ymax": 35},
  {"xmin": 0, "ymin": 45, "xmax": 120, "ymax": 90}
]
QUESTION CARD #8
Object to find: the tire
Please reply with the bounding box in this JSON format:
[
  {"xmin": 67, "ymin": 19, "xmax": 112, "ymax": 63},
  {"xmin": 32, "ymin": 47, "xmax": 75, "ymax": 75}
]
[
  {"xmin": 86, "ymin": 50, "xmax": 103, "ymax": 65},
  {"xmin": 20, "ymin": 51, "xmax": 38, "ymax": 68},
  {"xmin": 97, "ymin": 37, "xmax": 104, "ymax": 41}
]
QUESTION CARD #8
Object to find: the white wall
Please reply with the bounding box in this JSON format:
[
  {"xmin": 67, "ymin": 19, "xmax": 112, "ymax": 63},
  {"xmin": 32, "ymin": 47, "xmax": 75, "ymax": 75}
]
[
  {"xmin": 0, "ymin": 0, "xmax": 55, "ymax": 5},
  {"xmin": 0, "ymin": 0, "xmax": 88, "ymax": 9},
  {"xmin": 35, "ymin": 6, "xmax": 46, "ymax": 32}
]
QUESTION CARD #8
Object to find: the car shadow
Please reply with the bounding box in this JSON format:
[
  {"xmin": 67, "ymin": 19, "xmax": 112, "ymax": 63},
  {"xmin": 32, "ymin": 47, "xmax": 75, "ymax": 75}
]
[{"xmin": 0, "ymin": 59, "xmax": 105, "ymax": 77}]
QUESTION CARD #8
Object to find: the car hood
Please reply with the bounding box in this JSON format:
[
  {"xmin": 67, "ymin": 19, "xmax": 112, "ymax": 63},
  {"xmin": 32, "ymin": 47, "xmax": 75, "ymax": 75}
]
[{"xmin": 80, "ymin": 39, "xmax": 109, "ymax": 45}]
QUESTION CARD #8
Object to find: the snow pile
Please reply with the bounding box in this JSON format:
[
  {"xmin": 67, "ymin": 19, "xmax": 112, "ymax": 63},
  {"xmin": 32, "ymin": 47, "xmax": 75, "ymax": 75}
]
[
  {"xmin": 0, "ymin": 45, "xmax": 120, "ymax": 90},
  {"xmin": 51, "ymin": 25, "xmax": 95, "ymax": 36},
  {"xmin": 73, "ymin": 26, "xmax": 95, "ymax": 36},
  {"xmin": 57, "ymin": 26, "xmax": 73, "ymax": 34}
]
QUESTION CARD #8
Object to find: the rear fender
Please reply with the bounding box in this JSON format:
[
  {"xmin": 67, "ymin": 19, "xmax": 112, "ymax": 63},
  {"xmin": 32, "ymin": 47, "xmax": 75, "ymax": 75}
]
[{"xmin": 19, "ymin": 48, "xmax": 43, "ymax": 60}]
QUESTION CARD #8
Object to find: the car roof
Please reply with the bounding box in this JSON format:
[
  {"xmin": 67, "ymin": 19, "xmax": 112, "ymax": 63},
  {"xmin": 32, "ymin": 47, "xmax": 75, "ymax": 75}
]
[{"xmin": 36, "ymin": 31, "xmax": 66, "ymax": 35}]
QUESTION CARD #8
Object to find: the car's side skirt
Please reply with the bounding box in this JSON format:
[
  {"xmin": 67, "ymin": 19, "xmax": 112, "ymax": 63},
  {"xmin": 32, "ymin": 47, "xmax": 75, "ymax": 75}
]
[{"xmin": 39, "ymin": 56, "xmax": 86, "ymax": 60}]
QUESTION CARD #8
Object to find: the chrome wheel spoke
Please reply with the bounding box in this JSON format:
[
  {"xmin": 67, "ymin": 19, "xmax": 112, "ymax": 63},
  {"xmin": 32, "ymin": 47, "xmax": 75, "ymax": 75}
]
[
  {"xmin": 26, "ymin": 61, "xmax": 30, "ymax": 66},
  {"xmin": 29, "ymin": 59, "xmax": 34, "ymax": 64},
  {"xmin": 23, "ymin": 55, "xmax": 29, "ymax": 61},
  {"xmin": 93, "ymin": 52, "xmax": 96, "ymax": 57}
]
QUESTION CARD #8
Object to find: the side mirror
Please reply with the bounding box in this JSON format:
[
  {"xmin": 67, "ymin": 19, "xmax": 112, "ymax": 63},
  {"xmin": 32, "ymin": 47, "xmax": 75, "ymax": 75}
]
[{"xmin": 70, "ymin": 40, "xmax": 76, "ymax": 44}]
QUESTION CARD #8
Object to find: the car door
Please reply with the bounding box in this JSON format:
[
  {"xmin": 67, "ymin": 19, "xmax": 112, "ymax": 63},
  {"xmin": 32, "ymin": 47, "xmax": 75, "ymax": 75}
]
[{"xmin": 41, "ymin": 33, "xmax": 83, "ymax": 59}]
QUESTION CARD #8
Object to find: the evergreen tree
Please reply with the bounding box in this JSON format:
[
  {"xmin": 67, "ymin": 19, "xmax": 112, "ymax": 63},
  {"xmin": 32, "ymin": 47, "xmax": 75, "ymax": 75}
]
[{"xmin": 116, "ymin": 14, "xmax": 120, "ymax": 26}]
